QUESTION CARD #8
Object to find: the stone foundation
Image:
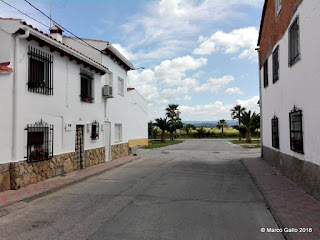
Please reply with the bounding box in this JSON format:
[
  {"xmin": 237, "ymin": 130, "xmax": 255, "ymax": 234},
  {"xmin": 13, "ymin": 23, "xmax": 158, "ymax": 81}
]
[
  {"xmin": 111, "ymin": 143, "xmax": 129, "ymax": 160},
  {"xmin": 263, "ymin": 145, "xmax": 320, "ymax": 201},
  {"xmin": 4, "ymin": 146, "xmax": 105, "ymax": 191},
  {"xmin": 0, "ymin": 163, "xmax": 10, "ymax": 192}
]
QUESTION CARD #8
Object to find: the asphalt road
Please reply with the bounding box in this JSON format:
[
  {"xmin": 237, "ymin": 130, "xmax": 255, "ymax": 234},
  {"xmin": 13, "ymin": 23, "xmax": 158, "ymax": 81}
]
[{"xmin": 0, "ymin": 140, "xmax": 284, "ymax": 240}]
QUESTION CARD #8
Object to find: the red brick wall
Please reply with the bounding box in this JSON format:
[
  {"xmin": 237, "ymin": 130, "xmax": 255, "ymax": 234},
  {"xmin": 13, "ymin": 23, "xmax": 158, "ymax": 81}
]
[{"xmin": 258, "ymin": 0, "xmax": 303, "ymax": 69}]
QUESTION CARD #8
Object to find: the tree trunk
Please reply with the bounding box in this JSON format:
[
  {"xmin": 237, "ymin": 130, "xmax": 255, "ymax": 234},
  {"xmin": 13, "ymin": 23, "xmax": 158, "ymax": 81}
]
[
  {"xmin": 245, "ymin": 127, "xmax": 252, "ymax": 143},
  {"xmin": 222, "ymin": 127, "xmax": 224, "ymax": 138},
  {"xmin": 161, "ymin": 131, "xmax": 166, "ymax": 143},
  {"xmin": 238, "ymin": 119, "xmax": 241, "ymax": 141}
]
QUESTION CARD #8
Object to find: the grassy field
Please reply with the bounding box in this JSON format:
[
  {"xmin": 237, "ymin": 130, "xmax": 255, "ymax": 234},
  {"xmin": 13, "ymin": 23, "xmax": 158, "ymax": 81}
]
[{"xmin": 143, "ymin": 140, "xmax": 184, "ymax": 149}]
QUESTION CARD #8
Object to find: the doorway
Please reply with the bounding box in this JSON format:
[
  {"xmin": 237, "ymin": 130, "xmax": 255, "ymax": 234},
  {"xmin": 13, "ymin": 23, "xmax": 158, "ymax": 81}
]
[
  {"xmin": 75, "ymin": 125, "xmax": 85, "ymax": 169},
  {"xmin": 104, "ymin": 121, "xmax": 111, "ymax": 161}
]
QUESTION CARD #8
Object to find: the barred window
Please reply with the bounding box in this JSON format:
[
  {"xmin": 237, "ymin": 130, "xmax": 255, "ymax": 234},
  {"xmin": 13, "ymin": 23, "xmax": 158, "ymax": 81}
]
[
  {"xmin": 28, "ymin": 46, "xmax": 53, "ymax": 95},
  {"xmin": 263, "ymin": 59, "xmax": 268, "ymax": 88},
  {"xmin": 25, "ymin": 119, "xmax": 53, "ymax": 162},
  {"xmin": 273, "ymin": 46, "xmax": 279, "ymax": 83},
  {"xmin": 272, "ymin": 116, "xmax": 279, "ymax": 149},
  {"xmin": 91, "ymin": 121, "xmax": 99, "ymax": 140},
  {"xmin": 289, "ymin": 107, "xmax": 303, "ymax": 154},
  {"xmin": 80, "ymin": 68, "xmax": 94, "ymax": 103},
  {"xmin": 289, "ymin": 17, "xmax": 300, "ymax": 66}
]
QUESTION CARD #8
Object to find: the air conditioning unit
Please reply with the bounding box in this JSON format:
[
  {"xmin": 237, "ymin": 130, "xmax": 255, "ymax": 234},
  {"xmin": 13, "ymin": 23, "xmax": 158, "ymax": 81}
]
[{"xmin": 103, "ymin": 85, "xmax": 113, "ymax": 98}]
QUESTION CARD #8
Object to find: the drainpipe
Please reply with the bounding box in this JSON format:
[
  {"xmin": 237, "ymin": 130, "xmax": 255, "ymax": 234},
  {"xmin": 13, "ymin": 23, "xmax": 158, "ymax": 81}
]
[
  {"xmin": 255, "ymin": 47, "xmax": 263, "ymax": 158},
  {"xmin": 12, "ymin": 27, "xmax": 29, "ymax": 161}
]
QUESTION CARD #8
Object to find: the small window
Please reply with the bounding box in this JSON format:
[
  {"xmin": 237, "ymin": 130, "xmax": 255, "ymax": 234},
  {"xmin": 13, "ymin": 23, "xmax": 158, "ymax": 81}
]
[
  {"xmin": 273, "ymin": 46, "xmax": 279, "ymax": 83},
  {"xmin": 275, "ymin": 0, "xmax": 282, "ymax": 16},
  {"xmin": 263, "ymin": 60, "xmax": 268, "ymax": 88},
  {"xmin": 289, "ymin": 106, "xmax": 303, "ymax": 154},
  {"xmin": 28, "ymin": 46, "xmax": 53, "ymax": 95},
  {"xmin": 115, "ymin": 124, "xmax": 122, "ymax": 142},
  {"xmin": 272, "ymin": 116, "xmax": 279, "ymax": 149},
  {"xmin": 289, "ymin": 17, "xmax": 300, "ymax": 66},
  {"xmin": 91, "ymin": 121, "xmax": 99, "ymax": 140},
  {"xmin": 118, "ymin": 77, "xmax": 124, "ymax": 96},
  {"xmin": 25, "ymin": 119, "xmax": 53, "ymax": 162},
  {"xmin": 80, "ymin": 68, "xmax": 94, "ymax": 103}
]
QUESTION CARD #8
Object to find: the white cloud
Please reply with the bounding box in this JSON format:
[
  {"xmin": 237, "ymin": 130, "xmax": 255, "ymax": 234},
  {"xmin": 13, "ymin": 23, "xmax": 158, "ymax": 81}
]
[
  {"xmin": 183, "ymin": 95, "xmax": 192, "ymax": 101},
  {"xmin": 237, "ymin": 96, "xmax": 260, "ymax": 112},
  {"xmin": 193, "ymin": 27, "xmax": 259, "ymax": 62},
  {"xmin": 112, "ymin": 43, "xmax": 137, "ymax": 61},
  {"xmin": 225, "ymin": 87, "xmax": 244, "ymax": 95},
  {"xmin": 194, "ymin": 75, "xmax": 234, "ymax": 94}
]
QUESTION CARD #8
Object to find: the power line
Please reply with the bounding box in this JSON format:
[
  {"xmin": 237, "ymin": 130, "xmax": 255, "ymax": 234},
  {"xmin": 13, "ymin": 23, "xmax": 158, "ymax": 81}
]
[
  {"xmin": 0, "ymin": 0, "xmax": 50, "ymax": 28},
  {"xmin": 23, "ymin": 0, "xmax": 103, "ymax": 53}
]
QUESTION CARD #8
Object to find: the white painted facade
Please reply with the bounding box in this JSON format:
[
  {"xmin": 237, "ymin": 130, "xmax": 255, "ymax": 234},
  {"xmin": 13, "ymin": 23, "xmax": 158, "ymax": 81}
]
[
  {"xmin": 0, "ymin": 19, "xmax": 108, "ymax": 164},
  {"xmin": 260, "ymin": 0, "xmax": 320, "ymax": 165}
]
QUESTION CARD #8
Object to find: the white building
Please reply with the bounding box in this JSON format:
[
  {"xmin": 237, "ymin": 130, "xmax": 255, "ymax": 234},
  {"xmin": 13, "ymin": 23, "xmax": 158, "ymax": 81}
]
[
  {"xmin": 0, "ymin": 18, "xmax": 146, "ymax": 192},
  {"xmin": 257, "ymin": 1, "xmax": 320, "ymax": 200}
]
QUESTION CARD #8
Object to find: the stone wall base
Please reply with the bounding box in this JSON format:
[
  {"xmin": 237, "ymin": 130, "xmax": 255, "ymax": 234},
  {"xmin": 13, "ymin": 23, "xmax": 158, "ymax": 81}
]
[
  {"xmin": 0, "ymin": 147, "xmax": 105, "ymax": 191},
  {"xmin": 263, "ymin": 145, "xmax": 320, "ymax": 201},
  {"xmin": 111, "ymin": 143, "xmax": 129, "ymax": 160}
]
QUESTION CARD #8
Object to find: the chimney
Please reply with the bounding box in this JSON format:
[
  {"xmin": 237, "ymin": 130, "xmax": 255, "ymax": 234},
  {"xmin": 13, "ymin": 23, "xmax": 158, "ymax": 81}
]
[{"xmin": 49, "ymin": 25, "xmax": 63, "ymax": 42}]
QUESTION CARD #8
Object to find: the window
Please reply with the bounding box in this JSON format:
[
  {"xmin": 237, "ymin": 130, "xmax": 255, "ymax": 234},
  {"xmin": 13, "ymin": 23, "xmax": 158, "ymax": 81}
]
[
  {"xmin": 25, "ymin": 119, "xmax": 53, "ymax": 162},
  {"xmin": 272, "ymin": 116, "xmax": 279, "ymax": 149},
  {"xmin": 263, "ymin": 60, "xmax": 268, "ymax": 87},
  {"xmin": 275, "ymin": 0, "xmax": 282, "ymax": 16},
  {"xmin": 80, "ymin": 68, "xmax": 94, "ymax": 103},
  {"xmin": 115, "ymin": 124, "xmax": 122, "ymax": 142},
  {"xmin": 289, "ymin": 106, "xmax": 303, "ymax": 153},
  {"xmin": 118, "ymin": 77, "xmax": 124, "ymax": 96},
  {"xmin": 91, "ymin": 121, "xmax": 99, "ymax": 140},
  {"xmin": 273, "ymin": 46, "xmax": 279, "ymax": 83},
  {"xmin": 28, "ymin": 46, "xmax": 53, "ymax": 95},
  {"xmin": 289, "ymin": 17, "xmax": 300, "ymax": 66}
]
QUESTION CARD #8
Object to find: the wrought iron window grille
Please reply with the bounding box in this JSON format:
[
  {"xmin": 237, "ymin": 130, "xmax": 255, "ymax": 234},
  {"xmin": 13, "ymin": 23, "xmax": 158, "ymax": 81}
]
[
  {"xmin": 25, "ymin": 119, "xmax": 54, "ymax": 163},
  {"xmin": 289, "ymin": 106, "xmax": 304, "ymax": 154},
  {"xmin": 263, "ymin": 59, "xmax": 268, "ymax": 88},
  {"xmin": 273, "ymin": 46, "xmax": 279, "ymax": 83},
  {"xmin": 272, "ymin": 116, "xmax": 279, "ymax": 149},
  {"xmin": 28, "ymin": 46, "xmax": 53, "ymax": 95},
  {"xmin": 289, "ymin": 17, "xmax": 300, "ymax": 66},
  {"xmin": 80, "ymin": 68, "xmax": 94, "ymax": 103},
  {"xmin": 91, "ymin": 121, "xmax": 99, "ymax": 140}
]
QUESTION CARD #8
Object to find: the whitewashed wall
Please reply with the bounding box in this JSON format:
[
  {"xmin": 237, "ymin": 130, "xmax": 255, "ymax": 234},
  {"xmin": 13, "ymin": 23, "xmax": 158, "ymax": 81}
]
[
  {"xmin": 126, "ymin": 89, "xmax": 148, "ymax": 141},
  {"xmin": 261, "ymin": 0, "xmax": 320, "ymax": 165}
]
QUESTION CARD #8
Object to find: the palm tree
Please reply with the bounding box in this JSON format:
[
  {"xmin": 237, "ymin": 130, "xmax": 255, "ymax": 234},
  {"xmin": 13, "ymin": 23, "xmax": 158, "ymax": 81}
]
[
  {"xmin": 165, "ymin": 104, "xmax": 181, "ymax": 141},
  {"xmin": 241, "ymin": 110, "xmax": 257, "ymax": 143},
  {"xmin": 148, "ymin": 121, "xmax": 154, "ymax": 138},
  {"xmin": 154, "ymin": 118, "xmax": 169, "ymax": 143},
  {"xmin": 216, "ymin": 119, "xmax": 228, "ymax": 138},
  {"xmin": 231, "ymin": 105, "xmax": 246, "ymax": 140}
]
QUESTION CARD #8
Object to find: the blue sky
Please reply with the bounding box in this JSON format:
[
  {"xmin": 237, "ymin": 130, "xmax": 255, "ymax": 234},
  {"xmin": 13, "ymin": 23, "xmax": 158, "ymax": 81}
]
[{"xmin": 0, "ymin": 0, "xmax": 264, "ymax": 121}]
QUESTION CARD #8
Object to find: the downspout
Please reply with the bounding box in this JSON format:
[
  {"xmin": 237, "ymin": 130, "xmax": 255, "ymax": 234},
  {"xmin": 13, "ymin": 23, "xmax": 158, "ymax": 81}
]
[
  {"xmin": 12, "ymin": 27, "xmax": 29, "ymax": 161},
  {"xmin": 256, "ymin": 47, "xmax": 263, "ymax": 158}
]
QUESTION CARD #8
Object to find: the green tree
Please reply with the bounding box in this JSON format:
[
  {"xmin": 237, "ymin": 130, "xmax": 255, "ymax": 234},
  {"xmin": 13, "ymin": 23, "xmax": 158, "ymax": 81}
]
[
  {"xmin": 241, "ymin": 110, "xmax": 257, "ymax": 143},
  {"xmin": 231, "ymin": 105, "xmax": 246, "ymax": 140},
  {"xmin": 216, "ymin": 119, "xmax": 228, "ymax": 138},
  {"xmin": 154, "ymin": 118, "xmax": 169, "ymax": 143},
  {"xmin": 250, "ymin": 113, "xmax": 260, "ymax": 139},
  {"xmin": 196, "ymin": 127, "xmax": 206, "ymax": 138},
  {"xmin": 165, "ymin": 104, "xmax": 181, "ymax": 141},
  {"xmin": 148, "ymin": 121, "xmax": 154, "ymax": 138}
]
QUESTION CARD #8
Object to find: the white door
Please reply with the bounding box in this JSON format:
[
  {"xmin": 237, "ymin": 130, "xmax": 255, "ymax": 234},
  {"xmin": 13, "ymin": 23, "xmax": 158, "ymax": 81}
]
[{"xmin": 104, "ymin": 121, "xmax": 111, "ymax": 161}]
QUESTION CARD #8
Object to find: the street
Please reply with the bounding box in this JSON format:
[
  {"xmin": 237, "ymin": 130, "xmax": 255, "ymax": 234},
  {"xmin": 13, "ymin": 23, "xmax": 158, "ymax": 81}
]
[{"xmin": 0, "ymin": 140, "xmax": 284, "ymax": 240}]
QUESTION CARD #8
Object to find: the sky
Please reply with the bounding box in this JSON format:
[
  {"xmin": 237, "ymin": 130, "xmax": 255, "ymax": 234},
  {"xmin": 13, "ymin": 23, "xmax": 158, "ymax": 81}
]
[{"xmin": 0, "ymin": 0, "xmax": 264, "ymax": 121}]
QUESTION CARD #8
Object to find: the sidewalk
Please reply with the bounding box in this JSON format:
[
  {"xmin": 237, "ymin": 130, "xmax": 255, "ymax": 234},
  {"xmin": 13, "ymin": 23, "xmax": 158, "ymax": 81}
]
[
  {"xmin": 0, "ymin": 155, "xmax": 139, "ymax": 209},
  {"xmin": 243, "ymin": 158, "xmax": 320, "ymax": 240}
]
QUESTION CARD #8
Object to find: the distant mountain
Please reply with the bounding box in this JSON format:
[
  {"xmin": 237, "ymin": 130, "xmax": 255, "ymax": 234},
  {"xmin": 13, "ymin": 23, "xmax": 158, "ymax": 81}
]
[{"xmin": 182, "ymin": 120, "xmax": 238, "ymax": 127}]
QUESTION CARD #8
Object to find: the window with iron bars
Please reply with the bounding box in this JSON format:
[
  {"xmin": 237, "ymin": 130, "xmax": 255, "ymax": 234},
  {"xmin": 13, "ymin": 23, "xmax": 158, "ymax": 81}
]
[
  {"xmin": 272, "ymin": 116, "xmax": 279, "ymax": 149},
  {"xmin": 273, "ymin": 46, "xmax": 279, "ymax": 83},
  {"xmin": 25, "ymin": 119, "xmax": 54, "ymax": 163},
  {"xmin": 80, "ymin": 68, "xmax": 94, "ymax": 103},
  {"xmin": 289, "ymin": 106, "xmax": 303, "ymax": 154},
  {"xmin": 28, "ymin": 46, "xmax": 53, "ymax": 95},
  {"xmin": 289, "ymin": 17, "xmax": 300, "ymax": 66},
  {"xmin": 263, "ymin": 59, "xmax": 268, "ymax": 88},
  {"xmin": 91, "ymin": 121, "xmax": 99, "ymax": 140}
]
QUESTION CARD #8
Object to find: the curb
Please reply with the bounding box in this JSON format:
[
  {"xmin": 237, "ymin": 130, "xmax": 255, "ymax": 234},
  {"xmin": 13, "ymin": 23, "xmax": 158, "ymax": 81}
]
[
  {"xmin": 240, "ymin": 159, "xmax": 292, "ymax": 240},
  {"xmin": 0, "ymin": 156, "xmax": 140, "ymax": 212}
]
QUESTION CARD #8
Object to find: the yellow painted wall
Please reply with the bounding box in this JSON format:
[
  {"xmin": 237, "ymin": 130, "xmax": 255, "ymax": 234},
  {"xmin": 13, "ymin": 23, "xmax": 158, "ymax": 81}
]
[{"xmin": 128, "ymin": 138, "xmax": 148, "ymax": 147}]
